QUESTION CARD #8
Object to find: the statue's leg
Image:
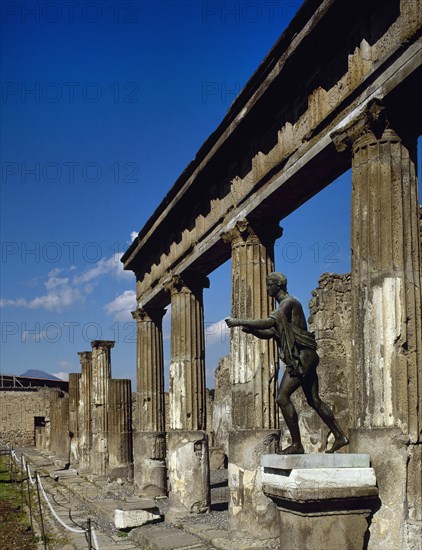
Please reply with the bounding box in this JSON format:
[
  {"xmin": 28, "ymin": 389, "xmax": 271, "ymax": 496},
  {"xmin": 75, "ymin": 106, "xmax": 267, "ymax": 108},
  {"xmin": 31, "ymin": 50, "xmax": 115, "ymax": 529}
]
[
  {"xmin": 301, "ymin": 360, "xmax": 349, "ymax": 453},
  {"xmin": 276, "ymin": 369, "xmax": 304, "ymax": 454}
]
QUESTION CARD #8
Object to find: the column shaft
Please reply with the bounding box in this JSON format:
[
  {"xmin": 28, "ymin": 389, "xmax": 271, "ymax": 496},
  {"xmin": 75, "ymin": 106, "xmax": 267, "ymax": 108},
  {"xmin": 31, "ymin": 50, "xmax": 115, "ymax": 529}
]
[
  {"xmin": 222, "ymin": 219, "xmax": 280, "ymax": 430},
  {"xmin": 132, "ymin": 307, "xmax": 167, "ymax": 496},
  {"xmin": 78, "ymin": 351, "xmax": 92, "ymax": 471},
  {"xmin": 91, "ymin": 340, "xmax": 114, "ymax": 475},
  {"xmin": 108, "ymin": 379, "xmax": 133, "ymax": 481},
  {"xmin": 68, "ymin": 373, "xmax": 80, "ymax": 465}
]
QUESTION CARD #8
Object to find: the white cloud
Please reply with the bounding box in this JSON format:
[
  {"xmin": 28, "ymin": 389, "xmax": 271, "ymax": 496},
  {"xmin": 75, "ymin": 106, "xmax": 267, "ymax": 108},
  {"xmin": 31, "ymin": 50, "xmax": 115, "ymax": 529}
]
[
  {"xmin": 1, "ymin": 252, "xmax": 133, "ymax": 313},
  {"xmin": 130, "ymin": 231, "xmax": 138, "ymax": 242},
  {"xmin": 52, "ymin": 371, "xmax": 69, "ymax": 381},
  {"xmin": 104, "ymin": 290, "xmax": 137, "ymax": 321}
]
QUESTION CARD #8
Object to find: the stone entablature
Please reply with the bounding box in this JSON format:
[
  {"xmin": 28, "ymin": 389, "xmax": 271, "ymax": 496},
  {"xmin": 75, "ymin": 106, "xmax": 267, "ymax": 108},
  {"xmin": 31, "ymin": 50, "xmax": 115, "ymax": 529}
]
[{"xmin": 122, "ymin": 0, "xmax": 421, "ymax": 309}]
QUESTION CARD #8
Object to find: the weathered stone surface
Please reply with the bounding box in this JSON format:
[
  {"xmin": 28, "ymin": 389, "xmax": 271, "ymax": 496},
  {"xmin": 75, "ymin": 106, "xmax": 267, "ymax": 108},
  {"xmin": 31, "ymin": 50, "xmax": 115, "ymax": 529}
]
[
  {"xmin": 108, "ymin": 378, "xmax": 133, "ymax": 482},
  {"xmin": 228, "ymin": 429, "xmax": 280, "ymax": 542},
  {"xmin": 90, "ymin": 340, "xmax": 114, "ymax": 475},
  {"xmin": 262, "ymin": 466, "xmax": 376, "ymax": 490},
  {"xmin": 68, "ymin": 373, "xmax": 80, "ymax": 465},
  {"xmin": 262, "ymin": 453, "xmax": 370, "ymax": 469},
  {"xmin": 133, "ymin": 431, "xmax": 167, "ymax": 496},
  {"xmin": 0, "ymin": 388, "xmax": 50, "ymax": 447},
  {"xmin": 114, "ymin": 502, "xmax": 161, "ymax": 528},
  {"xmin": 212, "ymin": 356, "xmax": 231, "ymax": 455},
  {"xmin": 167, "ymin": 430, "xmax": 210, "ymax": 522},
  {"xmin": 209, "ymin": 447, "xmax": 226, "ymax": 470},
  {"xmin": 77, "ymin": 351, "xmax": 92, "ymax": 471}
]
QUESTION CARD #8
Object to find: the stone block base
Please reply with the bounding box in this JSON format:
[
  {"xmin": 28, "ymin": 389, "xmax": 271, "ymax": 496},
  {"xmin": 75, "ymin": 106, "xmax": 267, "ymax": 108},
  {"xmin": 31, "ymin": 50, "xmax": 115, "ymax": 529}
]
[
  {"xmin": 228, "ymin": 429, "xmax": 280, "ymax": 542},
  {"xmin": 108, "ymin": 463, "xmax": 134, "ymax": 483},
  {"xmin": 262, "ymin": 453, "xmax": 379, "ymax": 550},
  {"xmin": 166, "ymin": 430, "xmax": 210, "ymax": 522},
  {"xmin": 133, "ymin": 431, "xmax": 166, "ymax": 496},
  {"xmin": 114, "ymin": 501, "xmax": 161, "ymax": 529}
]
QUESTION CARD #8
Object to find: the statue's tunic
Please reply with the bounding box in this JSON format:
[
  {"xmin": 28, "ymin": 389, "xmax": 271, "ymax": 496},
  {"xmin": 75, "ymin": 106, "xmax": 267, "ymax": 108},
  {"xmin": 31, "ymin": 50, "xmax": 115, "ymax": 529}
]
[{"xmin": 269, "ymin": 305, "xmax": 316, "ymax": 379}]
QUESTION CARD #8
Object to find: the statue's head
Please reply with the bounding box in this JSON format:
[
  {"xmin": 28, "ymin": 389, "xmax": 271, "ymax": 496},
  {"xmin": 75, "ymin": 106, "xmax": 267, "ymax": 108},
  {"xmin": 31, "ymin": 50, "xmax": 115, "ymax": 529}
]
[{"xmin": 267, "ymin": 272, "xmax": 287, "ymax": 292}]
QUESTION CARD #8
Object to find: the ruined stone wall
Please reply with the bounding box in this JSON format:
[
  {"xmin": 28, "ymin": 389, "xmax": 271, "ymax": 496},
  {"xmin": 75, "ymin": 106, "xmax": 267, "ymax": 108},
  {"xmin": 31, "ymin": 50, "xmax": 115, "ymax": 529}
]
[
  {"xmin": 0, "ymin": 388, "xmax": 51, "ymax": 447},
  {"xmin": 211, "ymin": 356, "xmax": 231, "ymax": 455},
  {"xmin": 279, "ymin": 273, "xmax": 353, "ymax": 452}
]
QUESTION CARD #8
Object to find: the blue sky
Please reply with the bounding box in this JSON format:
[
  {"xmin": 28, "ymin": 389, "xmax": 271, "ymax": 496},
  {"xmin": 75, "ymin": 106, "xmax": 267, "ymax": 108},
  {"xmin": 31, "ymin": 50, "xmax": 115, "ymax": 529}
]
[{"xmin": 1, "ymin": 1, "xmax": 420, "ymax": 388}]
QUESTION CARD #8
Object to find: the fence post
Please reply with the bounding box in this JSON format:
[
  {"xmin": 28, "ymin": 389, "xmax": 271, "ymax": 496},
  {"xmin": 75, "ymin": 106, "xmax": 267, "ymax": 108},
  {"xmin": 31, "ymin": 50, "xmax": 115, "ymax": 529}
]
[
  {"xmin": 25, "ymin": 463, "xmax": 34, "ymax": 534},
  {"xmin": 20, "ymin": 455, "xmax": 24, "ymax": 509},
  {"xmin": 35, "ymin": 470, "xmax": 47, "ymax": 550}
]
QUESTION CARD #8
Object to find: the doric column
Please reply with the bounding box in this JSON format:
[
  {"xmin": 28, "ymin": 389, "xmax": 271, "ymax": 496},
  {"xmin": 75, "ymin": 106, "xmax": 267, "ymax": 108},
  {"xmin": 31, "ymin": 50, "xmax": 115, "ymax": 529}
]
[
  {"xmin": 165, "ymin": 273, "xmax": 210, "ymax": 521},
  {"xmin": 90, "ymin": 340, "xmax": 114, "ymax": 475},
  {"xmin": 68, "ymin": 373, "xmax": 80, "ymax": 465},
  {"xmin": 131, "ymin": 306, "xmax": 167, "ymax": 496},
  {"xmin": 48, "ymin": 389, "xmax": 60, "ymax": 455},
  {"xmin": 77, "ymin": 351, "xmax": 92, "ymax": 471},
  {"xmin": 332, "ymin": 98, "xmax": 422, "ymax": 550},
  {"xmin": 108, "ymin": 379, "xmax": 133, "ymax": 482},
  {"xmin": 221, "ymin": 218, "xmax": 282, "ymax": 543},
  {"xmin": 221, "ymin": 218, "xmax": 281, "ymax": 429}
]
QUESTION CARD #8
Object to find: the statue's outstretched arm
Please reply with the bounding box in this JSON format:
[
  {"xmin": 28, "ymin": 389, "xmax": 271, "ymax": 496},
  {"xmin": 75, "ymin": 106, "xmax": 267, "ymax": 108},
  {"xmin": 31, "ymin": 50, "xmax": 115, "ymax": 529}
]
[{"xmin": 225, "ymin": 317, "xmax": 275, "ymax": 330}]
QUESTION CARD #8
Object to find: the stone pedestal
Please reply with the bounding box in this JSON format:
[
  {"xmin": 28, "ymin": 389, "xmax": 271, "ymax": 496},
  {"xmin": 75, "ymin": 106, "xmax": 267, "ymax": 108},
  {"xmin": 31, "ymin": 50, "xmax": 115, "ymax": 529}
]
[
  {"xmin": 108, "ymin": 379, "xmax": 133, "ymax": 482},
  {"xmin": 228, "ymin": 429, "xmax": 280, "ymax": 542},
  {"xmin": 166, "ymin": 430, "xmax": 210, "ymax": 523},
  {"xmin": 132, "ymin": 307, "xmax": 167, "ymax": 496},
  {"xmin": 133, "ymin": 431, "xmax": 166, "ymax": 496},
  {"xmin": 262, "ymin": 454, "xmax": 379, "ymax": 550}
]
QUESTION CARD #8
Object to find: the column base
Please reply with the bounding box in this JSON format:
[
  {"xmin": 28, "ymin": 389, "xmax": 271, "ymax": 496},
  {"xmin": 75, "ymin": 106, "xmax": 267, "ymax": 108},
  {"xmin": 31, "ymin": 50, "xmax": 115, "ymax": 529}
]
[
  {"xmin": 228, "ymin": 429, "xmax": 280, "ymax": 542},
  {"xmin": 262, "ymin": 452, "xmax": 379, "ymax": 550},
  {"xmin": 349, "ymin": 427, "xmax": 421, "ymax": 550},
  {"xmin": 134, "ymin": 431, "xmax": 167, "ymax": 496},
  {"xmin": 166, "ymin": 430, "xmax": 210, "ymax": 522}
]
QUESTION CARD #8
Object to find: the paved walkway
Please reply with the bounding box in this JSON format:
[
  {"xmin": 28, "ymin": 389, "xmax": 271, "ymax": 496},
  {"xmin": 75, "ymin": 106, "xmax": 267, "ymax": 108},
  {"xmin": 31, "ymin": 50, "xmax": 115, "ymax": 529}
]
[{"xmin": 17, "ymin": 448, "xmax": 277, "ymax": 550}]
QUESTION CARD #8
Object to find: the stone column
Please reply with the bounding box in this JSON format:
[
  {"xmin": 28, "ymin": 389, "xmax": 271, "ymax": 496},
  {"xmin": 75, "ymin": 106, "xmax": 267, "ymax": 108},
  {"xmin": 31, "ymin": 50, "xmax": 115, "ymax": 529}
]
[
  {"xmin": 78, "ymin": 351, "xmax": 92, "ymax": 471},
  {"xmin": 131, "ymin": 307, "xmax": 167, "ymax": 496},
  {"xmin": 332, "ymin": 98, "xmax": 422, "ymax": 550},
  {"xmin": 56, "ymin": 395, "xmax": 70, "ymax": 463},
  {"xmin": 68, "ymin": 373, "xmax": 80, "ymax": 465},
  {"xmin": 166, "ymin": 273, "xmax": 210, "ymax": 521},
  {"xmin": 221, "ymin": 218, "xmax": 282, "ymax": 542},
  {"xmin": 90, "ymin": 340, "xmax": 114, "ymax": 476},
  {"xmin": 48, "ymin": 389, "xmax": 61, "ymax": 455},
  {"xmin": 108, "ymin": 379, "xmax": 133, "ymax": 482}
]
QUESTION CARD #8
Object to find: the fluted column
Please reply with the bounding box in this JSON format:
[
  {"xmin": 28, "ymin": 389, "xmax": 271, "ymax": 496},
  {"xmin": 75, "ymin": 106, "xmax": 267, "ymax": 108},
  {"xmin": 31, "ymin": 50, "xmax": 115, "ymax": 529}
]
[
  {"xmin": 222, "ymin": 218, "xmax": 282, "ymax": 542},
  {"xmin": 166, "ymin": 273, "xmax": 210, "ymax": 521},
  {"xmin": 68, "ymin": 373, "xmax": 80, "ymax": 465},
  {"xmin": 108, "ymin": 379, "xmax": 133, "ymax": 481},
  {"xmin": 78, "ymin": 351, "xmax": 92, "ymax": 471},
  {"xmin": 131, "ymin": 306, "xmax": 167, "ymax": 496},
  {"xmin": 168, "ymin": 274, "xmax": 208, "ymax": 431},
  {"xmin": 332, "ymin": 98, "xmax": 422, "ymax": 550},
  {"xmin": 48, "ymin": 389, "xmax": 60, "ymax": 455},
  {"xmin": 90, "ymin": 340, "xmax": 114, "ymax": 475},
  {"xmin": 222, "ymin": 218, "xmax": 281, "ymax": 429}
]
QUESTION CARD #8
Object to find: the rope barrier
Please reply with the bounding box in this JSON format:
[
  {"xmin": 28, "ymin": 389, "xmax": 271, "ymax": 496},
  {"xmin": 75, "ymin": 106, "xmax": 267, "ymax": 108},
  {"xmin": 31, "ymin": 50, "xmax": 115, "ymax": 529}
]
[{"xmin": 8, "ymin": 450, "xmax": 99, "ymax": 549}]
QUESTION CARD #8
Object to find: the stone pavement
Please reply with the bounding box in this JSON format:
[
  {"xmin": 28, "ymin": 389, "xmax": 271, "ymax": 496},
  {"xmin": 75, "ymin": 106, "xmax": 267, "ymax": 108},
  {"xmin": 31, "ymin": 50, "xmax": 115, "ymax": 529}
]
[{"xmin": 19, "ymin": 448, "xmax": 279, "ymax": 550}]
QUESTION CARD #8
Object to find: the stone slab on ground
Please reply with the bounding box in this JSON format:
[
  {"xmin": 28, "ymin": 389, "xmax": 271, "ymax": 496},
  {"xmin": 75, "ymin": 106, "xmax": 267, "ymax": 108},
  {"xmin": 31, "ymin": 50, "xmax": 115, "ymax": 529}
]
[
  {"xmin": 49, "ymin": 468, "xmax": 79, "ymax": 480},
  {"xmin": 130, "ymin": 525, "xmax": 206, "ymax": 549},
  {"xmin": 261, "ymin": 453, "xmax": 370, "ymax": 469},
  {"xmin": 114, "ymin": 501, "xmax": 161, "ymax": 528}
]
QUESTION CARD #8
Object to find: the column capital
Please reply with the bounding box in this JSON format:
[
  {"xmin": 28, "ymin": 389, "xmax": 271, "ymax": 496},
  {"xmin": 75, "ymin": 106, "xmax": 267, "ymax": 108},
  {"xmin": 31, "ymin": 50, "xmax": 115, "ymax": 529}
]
[
  {"xmin": 131, "ymin": 306, "xmax": 166, "ymax": 324},
  {"xmin": 221, "ymin": 218, "xmax": 282, "ymax": 247},
  {"xmin": 165, "ymin": 273, "xmax": 210, "ymax": 296},
  {"xmin": 78, "ymin": 351, "xmax": 92, "ymax": 364},
  {"xmin": 331, "ymin": 98, "xmax": 393, "ymax": 152},
  {"xmin": 91, "ymin": 340, "xmax": 115, "ymax": 351}
]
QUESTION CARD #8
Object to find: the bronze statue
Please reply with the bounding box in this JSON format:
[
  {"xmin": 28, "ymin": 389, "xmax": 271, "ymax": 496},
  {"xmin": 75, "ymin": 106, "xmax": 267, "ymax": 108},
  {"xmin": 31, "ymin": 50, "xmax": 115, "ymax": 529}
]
[{"xmin": 226, "ymin": 272, "xmax": 349, "ymax": 454}]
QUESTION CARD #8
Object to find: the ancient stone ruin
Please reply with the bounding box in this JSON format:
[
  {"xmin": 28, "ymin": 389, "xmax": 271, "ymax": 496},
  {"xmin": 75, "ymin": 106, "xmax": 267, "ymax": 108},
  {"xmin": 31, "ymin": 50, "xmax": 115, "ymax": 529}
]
[{"xmin": 3, "ymin": 1, "xmax": 420, "ymax": 548}]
